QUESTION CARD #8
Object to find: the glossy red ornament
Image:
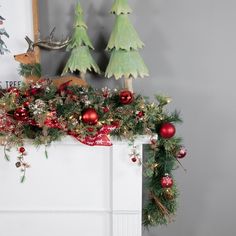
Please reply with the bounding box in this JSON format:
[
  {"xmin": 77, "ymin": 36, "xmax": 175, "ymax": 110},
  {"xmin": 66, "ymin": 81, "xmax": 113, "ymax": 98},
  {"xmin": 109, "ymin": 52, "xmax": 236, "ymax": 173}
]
[
  {"xmin": 14, "ymin": 107, "xmax": 29, "ymax": 121},
  {"xmin": 177, "ymin": 147, "xmax": 187, "ymax": 159},
  {"xmin": 82, "ymin": 108, "xmax": 99, "ymax": 125},
  {"xmin": 29, "ymin": 88, "xmax": 41, "ymax": 95},
  {"xmin": 7, "ymin": 87, "xmax": 19, "ymax": 96},
  {"xmin": 19, "ymin": 147, "xmax": 25, "ymax": 153},
  {"xmin": 161, "ymin": 174, "xmax": 173, "ymax": 188},
  {"xmin": 159, "ymin": 123, "xmax": 176, "ymax": 139},
  {"xmin": 119, "ymin": 90, "xmax": 134, "ymax": 105}
]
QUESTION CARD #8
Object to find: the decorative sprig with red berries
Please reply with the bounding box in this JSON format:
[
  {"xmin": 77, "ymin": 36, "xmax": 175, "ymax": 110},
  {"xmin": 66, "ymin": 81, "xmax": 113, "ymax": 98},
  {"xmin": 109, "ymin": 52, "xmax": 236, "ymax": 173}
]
[{"xmin": 16, "ymin": 147, "xmax": 30, "ymax": 183}]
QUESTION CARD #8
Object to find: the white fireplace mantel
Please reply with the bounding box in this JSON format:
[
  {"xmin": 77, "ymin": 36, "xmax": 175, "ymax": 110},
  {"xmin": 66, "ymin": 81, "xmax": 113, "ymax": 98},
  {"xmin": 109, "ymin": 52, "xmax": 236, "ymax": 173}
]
[{"xmin": 0, "ymin": 136, "xmax": 151, "ymax": 236}]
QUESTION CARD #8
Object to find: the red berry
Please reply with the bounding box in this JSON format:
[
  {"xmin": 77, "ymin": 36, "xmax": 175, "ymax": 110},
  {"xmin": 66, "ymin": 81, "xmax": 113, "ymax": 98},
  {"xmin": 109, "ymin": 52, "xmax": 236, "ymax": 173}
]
[
  {"xmin": 131, "ymin": 157, "xmax": 137, "ymax": 162},
  {"xmin": 111, "ymin": 120, "xmax": 120, "ymax": 128},
  {"xmin": 87, "ymin": 127, "xmax": 94, "ymax": 132},
  {"xmin": 19, "ymin": 147, "xmax": 25, "ymax": 153},
  {"xmin": 23, "ymin": 101, "xmax": 30, "ymax": 107},
  {"xmin": 103, "ymin": 107, "xmax": 109, "ymax": 113},
  {"xmin": 137, "ymin": 111, "xmax": 144, "ymax": 118}
]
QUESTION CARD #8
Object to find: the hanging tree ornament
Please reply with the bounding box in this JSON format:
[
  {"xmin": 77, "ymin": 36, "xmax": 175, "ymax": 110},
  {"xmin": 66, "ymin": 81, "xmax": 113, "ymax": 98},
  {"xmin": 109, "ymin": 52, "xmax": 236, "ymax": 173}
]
[
  {"xmin": 161, "ymin": 174, "xmax": 174, "ymax": 188},
  {"xmin": 119, "ymin": 90, "xmax": 134, "ymax": 105},
  {"xmin": 7, "ymin": 87, "xmax": 20, "ymax": 97},
  {"xmin": 82, "ymin": 108, "xmax": 99, "ymax": 125},
  {"xmin": 163, "ymin": 188, "xmax": 174, "ymax": 200},
  {"xmin": 14, "ymin": 107, "xmax": 29, "ymax": 121},
  {"xmin": 176, "ymin": 146, "xmax": 187, "ymax": 159},
  {"xmin": 159, "ymin": 122, "xmax": 176, "ymax": 139}
]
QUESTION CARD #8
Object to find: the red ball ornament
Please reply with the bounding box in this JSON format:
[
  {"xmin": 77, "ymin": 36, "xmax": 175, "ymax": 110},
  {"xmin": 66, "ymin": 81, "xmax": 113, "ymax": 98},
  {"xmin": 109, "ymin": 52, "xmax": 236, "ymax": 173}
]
[
  {"xmin": 19, "ymin": 147, "xmax": 25, "ymax": 153},
  {"xmin": 29, "ymin": 88, "xmax": 41, "ymax": 95},
  {"xmin": 177, "ymin": 147, "xmax": 187, "ymax": 159},
  {"xmin": 7, "ymin": 87, "xmax": 19, "ymax": 96},
  {"xmin": 14, "ymin": 107, "xmax": 29, "ymax": 121},
  {"xmin": 131, "ymin": 157, "xmax": 137, "ymax": 163},
  {"xmin": 82, "ymin": 108, "xmax": 99, "ymax": 125},
  {"xmin": 159, "ymin": 123, "xmax": 176, "ymax": 139},
  {"xmin": 161, "ymin": 174, "xmax": 174, "ymax": 188},
  {"xmin": 119, "ymin": 90, "xmax": 134, "ymax": 105}
]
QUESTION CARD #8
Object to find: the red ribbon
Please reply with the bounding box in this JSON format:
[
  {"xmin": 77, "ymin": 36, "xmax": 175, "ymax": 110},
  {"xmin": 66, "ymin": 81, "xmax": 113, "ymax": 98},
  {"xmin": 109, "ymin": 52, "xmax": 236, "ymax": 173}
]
[{"xmin": 68, "ymin": 125, "xmax": 116, "ymax": 146}]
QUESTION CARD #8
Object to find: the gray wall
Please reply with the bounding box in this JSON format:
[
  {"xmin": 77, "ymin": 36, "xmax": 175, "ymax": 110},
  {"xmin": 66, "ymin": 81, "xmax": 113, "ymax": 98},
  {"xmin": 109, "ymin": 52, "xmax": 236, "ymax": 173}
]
[{"xmin": 39, "ymin": 0, "xmax": 236, "ymax": 235}]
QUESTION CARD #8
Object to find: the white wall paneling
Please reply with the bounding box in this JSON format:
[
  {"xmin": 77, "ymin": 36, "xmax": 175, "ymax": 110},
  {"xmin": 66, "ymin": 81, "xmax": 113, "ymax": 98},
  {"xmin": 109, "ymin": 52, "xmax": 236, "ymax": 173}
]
[{"xmin": 0, "ymin": 137, "xmax": 149, "ymax": 236}]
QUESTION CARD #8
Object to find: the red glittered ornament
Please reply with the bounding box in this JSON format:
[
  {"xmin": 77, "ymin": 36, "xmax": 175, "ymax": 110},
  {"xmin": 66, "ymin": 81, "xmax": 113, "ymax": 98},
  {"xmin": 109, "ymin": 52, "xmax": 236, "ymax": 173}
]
[
  {"xmin": 161, "ymin": 174, "xmax": 174, "ymax": 188},
  {"xmin": 159, "ymin": 123, "xmax": 176, "ymax": 139},
  {"xmin": 119, "ymin": 90, "xmax": 134, "ymax": 105},
  {"xmin": 7, "ymin": 87, "xmax": 19, "ymax": 96},
  {"xmin": 14, "ymin": 107, "xmax": 29, "ymax": 121},
  {"xmin": 82, "ymin": 108, "xmax": 99, "ymax": 125},
  {"xmin": 177, "ymin": 147, "xmax": 187, "ymax": 159}
]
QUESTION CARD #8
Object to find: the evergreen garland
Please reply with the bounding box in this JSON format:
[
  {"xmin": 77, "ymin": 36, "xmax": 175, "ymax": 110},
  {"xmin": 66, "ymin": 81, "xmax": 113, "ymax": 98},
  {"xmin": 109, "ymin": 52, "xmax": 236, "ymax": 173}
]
[{"xmin": 0, "ymin": 79, "xmax": 186, "ymax": 227}]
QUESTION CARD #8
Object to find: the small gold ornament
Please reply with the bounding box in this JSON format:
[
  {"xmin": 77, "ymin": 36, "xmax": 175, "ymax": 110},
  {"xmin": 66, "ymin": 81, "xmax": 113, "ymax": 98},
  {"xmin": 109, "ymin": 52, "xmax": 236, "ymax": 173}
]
[
  {"xmin": 166, "ymin": 97, "xmax": 172, "ymax": 104},
  {"xmin": 163, "ymin": 188, "xmax": 174, "ymax": 200}
]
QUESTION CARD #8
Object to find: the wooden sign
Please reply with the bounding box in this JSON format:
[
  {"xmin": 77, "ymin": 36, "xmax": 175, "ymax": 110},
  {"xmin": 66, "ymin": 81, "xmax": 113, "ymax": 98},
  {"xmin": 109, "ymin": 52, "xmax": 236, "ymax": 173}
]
[{"xmin": 0, "ymin": 0, "xmax": 39, "ymax": 89}]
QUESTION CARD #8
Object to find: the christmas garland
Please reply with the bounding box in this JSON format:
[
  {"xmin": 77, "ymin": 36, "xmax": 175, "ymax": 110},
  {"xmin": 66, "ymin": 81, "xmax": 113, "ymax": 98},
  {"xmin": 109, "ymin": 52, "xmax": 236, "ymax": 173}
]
[{"xmin": 0, "ymin": 79, "xmax": 186, "ymax": 226}]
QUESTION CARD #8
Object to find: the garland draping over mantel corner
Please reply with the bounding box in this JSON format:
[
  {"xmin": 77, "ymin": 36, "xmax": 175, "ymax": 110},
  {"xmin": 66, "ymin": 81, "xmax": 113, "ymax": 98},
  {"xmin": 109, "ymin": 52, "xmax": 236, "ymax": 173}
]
[{"xmin": 0, "ymin": 79, "xmax": 187, "ymax": 226}]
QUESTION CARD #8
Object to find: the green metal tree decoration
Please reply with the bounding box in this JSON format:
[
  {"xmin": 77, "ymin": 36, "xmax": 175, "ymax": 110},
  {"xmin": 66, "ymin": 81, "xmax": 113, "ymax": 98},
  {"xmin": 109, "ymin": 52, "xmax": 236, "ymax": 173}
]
[
  {"xmin": 105, "ymin": 0, "xmax": 149, "ymax": 91},
  {"xmin": 62, "ymin": 2, "xmax": 100, "ymax": 80}
]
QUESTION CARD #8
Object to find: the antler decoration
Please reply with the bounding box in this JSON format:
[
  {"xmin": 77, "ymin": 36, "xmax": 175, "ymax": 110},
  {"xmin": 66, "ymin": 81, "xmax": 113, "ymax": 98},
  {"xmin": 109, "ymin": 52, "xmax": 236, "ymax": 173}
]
[
  {"xmin": 25, "ymin": 36, "xmax": 34, "ymax": 52},
  {"xmin": 33, "ymin": 28, "xmax": 70, "ymax": 50}
]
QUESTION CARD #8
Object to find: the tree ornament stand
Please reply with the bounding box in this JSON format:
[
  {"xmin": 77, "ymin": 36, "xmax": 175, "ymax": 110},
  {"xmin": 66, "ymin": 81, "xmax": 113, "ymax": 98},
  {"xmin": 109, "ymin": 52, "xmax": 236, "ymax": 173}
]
[{"xmin": 0, "ymin": 136, "xmax": 149, "ymax": 236}]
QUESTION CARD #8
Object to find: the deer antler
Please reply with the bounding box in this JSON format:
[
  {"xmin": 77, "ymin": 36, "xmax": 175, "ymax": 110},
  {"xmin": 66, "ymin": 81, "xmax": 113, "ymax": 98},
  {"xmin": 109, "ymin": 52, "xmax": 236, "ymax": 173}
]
[
  {"xmin": 33, "ymin": 28, "xmax": 70, "ymax": 50},
  {"xmin": 33, "ymin": 38, "xmax": 70, "ymax": 50},
  {"xmin": 25, "ymin": 36, "xmax": 34, "ymax": 52}
]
